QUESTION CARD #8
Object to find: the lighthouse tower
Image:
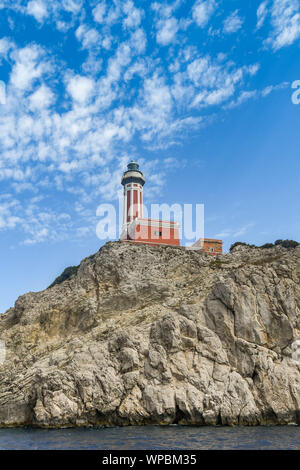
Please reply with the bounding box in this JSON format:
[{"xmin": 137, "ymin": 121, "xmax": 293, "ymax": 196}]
[
  {"xmin": 121, "ymin": 161, "xmax": 145, "ymax": 235},
  {"xmin": 119, "ymin": 160, "xmax": 222, "ymax": 254},
  {"xmin": 120, "ymin": 160, "xmax": 180, "ymax": 246}
]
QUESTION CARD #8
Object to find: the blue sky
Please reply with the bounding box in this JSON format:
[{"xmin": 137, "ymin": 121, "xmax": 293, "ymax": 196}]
[{"xmin": 0, "ymin": 0, "xmax": 300, "ymax": 312}]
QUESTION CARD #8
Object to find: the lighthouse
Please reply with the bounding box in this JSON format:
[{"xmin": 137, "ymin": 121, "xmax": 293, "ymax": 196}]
[
  {"xmin": 120, "ymin": 160, "xmax": 222, "ymax": 253},
  {"xmin": 120, "ymin": 160, "xmax": 180, "ymax": 246},
  {"xmin": 121, "ymin": 161, "xmax": 145, "ymax": 228}
]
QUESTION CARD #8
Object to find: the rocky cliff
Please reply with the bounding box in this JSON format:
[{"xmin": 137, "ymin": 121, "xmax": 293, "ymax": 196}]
[{"xmin": 0, "ymin": 241, "xmax": 299, "ymax": 427}]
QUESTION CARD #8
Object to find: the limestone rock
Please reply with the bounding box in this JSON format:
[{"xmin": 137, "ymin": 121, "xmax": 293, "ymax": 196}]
[{"xmin": 0, "ymin": 241, "xmax": 299, "ymax": 427}]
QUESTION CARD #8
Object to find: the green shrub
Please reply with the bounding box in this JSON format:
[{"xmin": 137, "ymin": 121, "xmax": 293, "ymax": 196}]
[
  {"xmin": 275, "ymin": 239, "xmax": 299, "ymax": 249},
  {"xmin": 230, "ymin": 239, "xmax": 299, "ymax": 252},
  {"xmin": 259, "ymin": 243, "xmax": 274, "ymax": 249},
  {"xmin": 262, "ymin": 240, "xmax": 299, "ymax": 249},
  {"xmin": 48, "ymin": 265, "xmax": 79, "ymax": 289}
]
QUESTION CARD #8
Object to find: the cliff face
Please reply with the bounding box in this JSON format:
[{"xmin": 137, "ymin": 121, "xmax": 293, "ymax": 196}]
[{"xmin": 0, "ymin": 241, "xmax": 299, "ymax": 427}]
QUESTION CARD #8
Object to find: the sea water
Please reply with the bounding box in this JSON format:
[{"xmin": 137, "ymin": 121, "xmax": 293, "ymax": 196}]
[{"xmin": 0, "ymin": 425, "xmax": 299, "ymax": 450}]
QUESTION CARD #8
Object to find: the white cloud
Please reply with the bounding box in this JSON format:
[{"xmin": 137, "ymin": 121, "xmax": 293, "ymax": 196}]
[
  {"xmin": 27, "ymin": 0, "xmax": 48, "ymax": 23},
  {"xmin": 0, "ymin": 197, "xmax": 21, "ymax": 230},
  {"xmin": 18, "ymin": 0, "xmax": 85, "ymax": 29},
  {"xmin": 0, "ymin": 203, "xmax": 22, "ymax": 230},
  {"xmin": 224, "ymin": 80, "xmax": 289, "ymax": 109},
  {"xmin": 156, "ymin": 17, "xmax": 179, "ymax": 45},
  {"xmin": 66, "ymin": 75, "xmax": 95, "ymax": 103},
  {"xmin": 223, "ymin": 10, "xmax": 243, "ymax": 34},
  {"xmin": 0, "ymin": 38, "xmax": 14, "ymax": 59},
  {"xmin": 62, "ymin": 0, "xmax": 83, "ymax": 14},
  {"xmin": 124, "ymin": 60, "xmax": 147, "ymax": 81},
  {"xmin": 123, "ymin": 1, "xmax": 143, "ymax": 28},
  {"xmin": 256, "ymin": 1, "xmax": 269, "ymax": 29},
  {"xmin": 151, "ymin": 1, "xmax": 182, "ymax": 46},
  {"xmin": 185, "ymin": 56, "xmax": 258, "ymax": 107},
  {"xmin": 105, "ymin": 41, "xmax": 133, "ymax": 83},
  {"xmin": 215, "ymin": 223, "xmax": 254, "ymax": 239},
  {"xmin": 267, "ymin": 0, "xmax": 300, "ymax": 49},
  {"xmin": 233, "ymin": 223, "xmax": 255, "ymax": 238},
  {"xmin": 0, "ymin": 194, "xmax": 76, "ymax": 246},
  {"xmin": 10, "ymin": 45, "xmax": 51, "ymax": 91},
  {"xmin": 59, "ymin": 160, "xmax": 81, "ymax": 173},
  {"xmin": 23, "ymin": 227, "xmax": 48, "ymax": 245},
  {"xmin": 0, "ymin": 4, "xmax": 268, "ymax": 246},
  {"xmin": 0, "ymin": 166, "xmax": 32, "ymax": 181},
  {"xmin": 76, "ymin": 24, "xmax": 101, "ymax": 50},
  {"xmin": 214, "ymin": 229, "xmax": 231, "ymax": 238},
  {"xmin": 192, "ymin": 0, "xmax": 217, "ymax": 28},
  {"xmin": 92, "ymin": 0, "xmax": 122, "ymax": 26},
  {"xmin": 29, "ymin": 84, "xmax": 54, "ymax": 110},
  {"xmin": 151, "ymin": 1, "xmax": 179, "ymax": 18},
  {"xmin": 248, "ymin": 64, "xmax": 260, "ymax": 75},
  {"xmin": 261, "ymin": 81, "xmax": 289, "ymax": 95},
  {"xmin": 143, "ymin": 74, "xmax": 172, "ymax": 111},
  {"xmin": 92, "ymin": 2, "xmax": 107, "ymax": 23},
  {"xmin": 225, "ymin": 90, "xmax": 258, "ymax": 109},
  {"xmin": 128, "ymin": 74, "xmax": 174, "ymax": 142},
  {"xmin": 130, "ymin": 28, "xmax": 147, "ymax": 54},
  {"xmin": 204, "ymin": 86, "xmax": 234, "ymax": 105}
]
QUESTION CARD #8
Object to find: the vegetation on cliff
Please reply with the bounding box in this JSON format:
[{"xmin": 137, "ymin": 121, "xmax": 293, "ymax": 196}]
[
  {"xmin": 230, "ymin": 239, "xmax": 299, "ymax": 252},
  {"xmin": 48, "ymin": 265, "xmax": 79, "ymax": 288}
]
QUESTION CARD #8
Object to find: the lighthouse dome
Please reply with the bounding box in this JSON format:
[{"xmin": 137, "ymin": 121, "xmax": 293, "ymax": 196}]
[
  {"xmin": 127, "ymin": 161, "xmax": 139, "ymax": 171},
  {"xmin": 121, "ymin": 160, "xmax": 146, "ymax": 186}
]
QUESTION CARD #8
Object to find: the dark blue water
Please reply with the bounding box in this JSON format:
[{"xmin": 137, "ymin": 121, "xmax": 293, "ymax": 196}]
[{"xmin": 0, "ymin": 426, "xmax": 299, "ymax": 450}]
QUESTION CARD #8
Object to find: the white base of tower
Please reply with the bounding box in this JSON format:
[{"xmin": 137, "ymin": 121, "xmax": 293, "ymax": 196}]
[{"xmin": 120, "ymin": 227, "xmax": 128, "ymax": 240}]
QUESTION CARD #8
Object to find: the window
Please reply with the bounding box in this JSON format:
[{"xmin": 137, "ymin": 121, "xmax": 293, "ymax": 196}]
[
  {"xmin": 154, "ymin": 231, "xmax": 162, "ymax": 236},
  {"xmin": 209, "ymin": 247, "xmax": 214, "ymax": 252}
]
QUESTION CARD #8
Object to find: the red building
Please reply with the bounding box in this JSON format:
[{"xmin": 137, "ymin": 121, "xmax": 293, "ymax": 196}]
[
  {"xmin": 124, "ymin": 217, "xmax": 180, "ymax": 246},
  {"xmin": 191, "ymin": 238, "xmax": 223, "ymax": 256},
  {"xmin": 120, "ymin": 161, "xmax": 222, "ymax": 254}
]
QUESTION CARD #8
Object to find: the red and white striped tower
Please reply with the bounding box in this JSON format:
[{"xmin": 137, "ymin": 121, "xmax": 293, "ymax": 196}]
[{"xmin": 121, "ymin": 161, "xmax": 146, "ymax": 236}]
